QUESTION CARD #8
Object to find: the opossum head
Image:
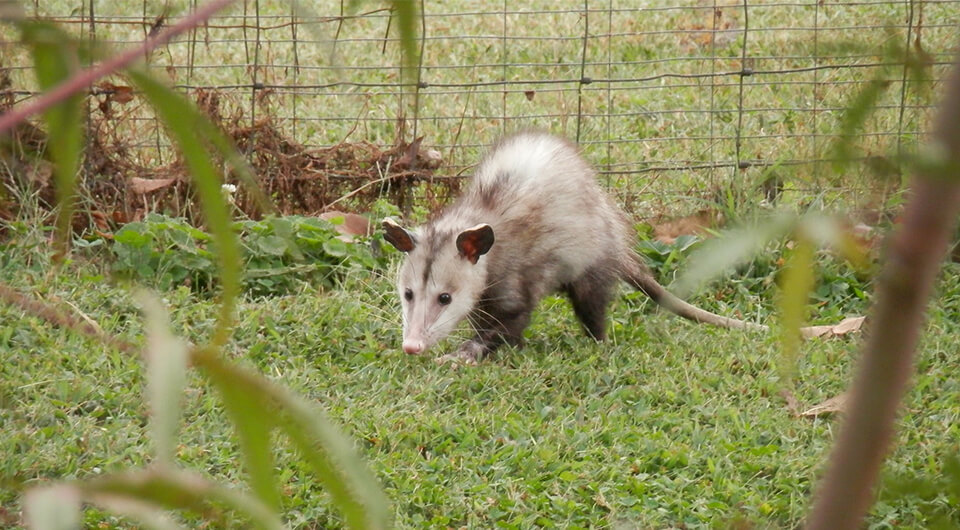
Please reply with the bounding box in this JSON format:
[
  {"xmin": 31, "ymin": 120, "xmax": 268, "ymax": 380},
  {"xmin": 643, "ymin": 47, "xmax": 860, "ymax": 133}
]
[{"xmin": 382, "ymin": 217, "xmax": 494, "ymax": 355}]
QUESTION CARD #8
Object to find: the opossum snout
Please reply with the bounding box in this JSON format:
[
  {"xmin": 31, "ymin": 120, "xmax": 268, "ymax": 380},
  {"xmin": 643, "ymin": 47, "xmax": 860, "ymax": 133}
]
[{"xmin": 402, "ymin": 339, "xmax": 425, "ymax": 355}]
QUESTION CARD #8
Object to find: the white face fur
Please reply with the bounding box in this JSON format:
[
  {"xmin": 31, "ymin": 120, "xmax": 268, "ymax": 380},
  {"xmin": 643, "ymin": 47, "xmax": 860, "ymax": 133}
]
[{"xmin": 383, "ymin": 218, "xmax": 494, "ymax": 354}]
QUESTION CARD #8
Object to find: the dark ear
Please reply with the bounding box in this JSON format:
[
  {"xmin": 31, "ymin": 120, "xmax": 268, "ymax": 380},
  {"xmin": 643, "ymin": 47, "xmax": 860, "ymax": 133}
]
[
  {"xmin": 382, "ymin": 217, "xmax": 416, "ymax": 252},
  {"xmin": 456, "ymin": 224, "xmax": 495, "ymax": 264}
]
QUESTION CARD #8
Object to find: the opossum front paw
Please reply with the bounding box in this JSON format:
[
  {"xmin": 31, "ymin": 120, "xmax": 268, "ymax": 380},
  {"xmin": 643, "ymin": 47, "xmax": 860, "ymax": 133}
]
[
  {"xmin": 436, "ymin": 341, "xmax": 486, "ymax": 366},
  {"xmin": 435, "ymin": 353, "xmax": 478, "ymax": 367}
]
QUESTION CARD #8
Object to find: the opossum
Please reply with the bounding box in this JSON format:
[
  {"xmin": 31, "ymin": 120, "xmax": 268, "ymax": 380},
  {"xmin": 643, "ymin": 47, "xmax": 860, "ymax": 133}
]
[{"xmin": 382, "ymin": 131, "xmax": 766, "ymax": 362}]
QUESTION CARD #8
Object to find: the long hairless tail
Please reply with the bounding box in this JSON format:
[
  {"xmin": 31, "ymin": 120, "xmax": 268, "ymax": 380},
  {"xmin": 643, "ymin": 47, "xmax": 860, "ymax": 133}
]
[{"xmin": 623, "ymin": 255, "xmax": 768, "ymax": 331}]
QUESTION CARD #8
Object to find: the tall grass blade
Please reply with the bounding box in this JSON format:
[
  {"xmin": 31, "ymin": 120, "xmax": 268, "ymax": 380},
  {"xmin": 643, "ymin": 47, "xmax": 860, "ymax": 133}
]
[
  {"xmin": 777, "ymin": 237, "xmax": 815, "ymax": 386},
  {"xmin": 125, "ymin": 69, "xmax": 240, "ymax": 346},
  {"xmin": 19, "ymin": 22, "xmax": 84, "ymax": 256},
  {"xmin": 348, "ymin": 0, "xmax": 419, "ymax": 76},
  {"xmin": 139, "ymin": 292, "xmax": 189, "ymax": 467},
  {"xmin": 797, "ymin": 213, "xmax": 871, "ymax": 272},
  {"xmin": 24, "ymin": 486, "xmax": 81, "ymax": 530},
  {"xmin": 831, "ymin": 77, "xmax": 891, "ymax": 173},
  {"xmin": 78, "ymin": 468, "xmax": 285, "ymax": 530},
  {"xmin": 193, "ymin": 349, "xmax": 392, "ymax": 530},
  {"xmin": 672, "ymin": 213, "xmax": 795, "ymax": 298},
  {"xmin": 195, "ymin": 346, "xmax": 281, "ymax": 511},
  {"xmin": 192, "ymin": 113, "xmax": 274, "ymax": 217}
]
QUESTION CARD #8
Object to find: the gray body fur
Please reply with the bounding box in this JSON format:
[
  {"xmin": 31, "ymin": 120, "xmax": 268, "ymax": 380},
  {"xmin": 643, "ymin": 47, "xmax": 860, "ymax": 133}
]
[{"xmin": 383, "ymin": 132, "xmax": 764, "ymax": 361}]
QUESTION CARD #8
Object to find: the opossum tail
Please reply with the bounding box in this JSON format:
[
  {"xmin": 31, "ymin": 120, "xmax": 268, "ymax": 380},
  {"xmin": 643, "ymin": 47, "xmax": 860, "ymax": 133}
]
[{"xmin": 621, "ymin": 254, "xmax": 768, "ymax": 331}]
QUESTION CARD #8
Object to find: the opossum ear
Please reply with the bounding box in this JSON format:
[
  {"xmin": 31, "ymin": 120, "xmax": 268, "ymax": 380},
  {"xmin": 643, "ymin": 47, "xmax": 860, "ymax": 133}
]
[
  {"xmin": 456, "ymin": 223, "xmax": 495, "ymax": 264},
  {"xmin": 382, "ymin": 217, "xmax": 416, "ymax": 252}
]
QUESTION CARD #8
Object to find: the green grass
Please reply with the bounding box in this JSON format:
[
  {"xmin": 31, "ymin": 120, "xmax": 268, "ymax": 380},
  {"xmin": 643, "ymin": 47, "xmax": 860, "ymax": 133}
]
[{"xmin": 3, "ymin": 237, "xmax": 960, "ymax": 528}]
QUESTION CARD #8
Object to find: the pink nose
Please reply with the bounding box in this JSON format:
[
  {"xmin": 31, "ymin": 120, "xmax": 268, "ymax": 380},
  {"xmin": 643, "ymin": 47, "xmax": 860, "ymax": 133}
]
[{"xmin": 402, "ymin": 340, "xmax": 424, "ymax": 355}]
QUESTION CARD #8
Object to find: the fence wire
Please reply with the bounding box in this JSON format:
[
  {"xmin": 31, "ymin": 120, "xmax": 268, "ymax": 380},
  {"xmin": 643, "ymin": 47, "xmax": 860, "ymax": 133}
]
[{"xmin": 2, "ymin": 0, "xmax": 958, "ymax": 218}]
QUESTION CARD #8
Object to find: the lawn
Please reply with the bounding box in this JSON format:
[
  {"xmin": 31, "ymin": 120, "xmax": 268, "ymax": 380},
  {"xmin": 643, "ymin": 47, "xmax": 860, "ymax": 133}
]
[
  {"xmin": 2, "ymin": 229, "xmax": 960, "ymax": 528},
  {"xmin": 3, "ymin": 1, "xmax": 960, "ymax": 527}
]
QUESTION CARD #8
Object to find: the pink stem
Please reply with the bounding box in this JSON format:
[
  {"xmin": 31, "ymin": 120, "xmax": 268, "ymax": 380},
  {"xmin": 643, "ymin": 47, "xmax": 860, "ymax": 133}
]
[
  {"xmin": 0, "ymin": 0, "xmax": 238, "ymax": 134},
  {"xmin": 806, "ymin": 51, "xmax": 960, "ymax": 529}
]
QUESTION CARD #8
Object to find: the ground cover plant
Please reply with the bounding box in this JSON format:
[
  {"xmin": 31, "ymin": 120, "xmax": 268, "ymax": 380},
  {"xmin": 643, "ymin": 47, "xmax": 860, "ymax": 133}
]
[{"xmin": 100, "ymin": 212, "xmax": 390, "ymax": 296}]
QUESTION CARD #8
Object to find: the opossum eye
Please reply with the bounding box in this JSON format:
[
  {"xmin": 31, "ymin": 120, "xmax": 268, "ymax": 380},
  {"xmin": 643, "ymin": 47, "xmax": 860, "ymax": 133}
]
[
  {"xmin": 404, "ymin": 288, "xmax": 413, "ymax": 301},
  {"xmin": 437, "ymin": 293, "xmax": 452, "ymax": 305}
]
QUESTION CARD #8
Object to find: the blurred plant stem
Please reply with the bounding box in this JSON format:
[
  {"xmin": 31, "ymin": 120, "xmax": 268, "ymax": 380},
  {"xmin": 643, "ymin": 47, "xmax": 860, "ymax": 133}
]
[{"xmin": 806, "ymin": 49, "xmax": 960, "ymax": 529}]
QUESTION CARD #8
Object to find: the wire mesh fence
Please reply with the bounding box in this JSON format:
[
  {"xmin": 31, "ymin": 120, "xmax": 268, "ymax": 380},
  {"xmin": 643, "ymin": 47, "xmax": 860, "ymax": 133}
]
[{"xmin": 2, "ymin": 0, "xmax": 958, "ymax": 219}]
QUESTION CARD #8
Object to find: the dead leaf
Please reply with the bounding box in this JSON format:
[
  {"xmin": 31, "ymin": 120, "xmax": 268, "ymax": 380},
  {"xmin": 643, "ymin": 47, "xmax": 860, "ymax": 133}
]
[
  {"xmin": 129, "ymin": 177, "xmax": 177, "ymax": 194},
  {"xmin": 97, "ymin": 82, "xmax": 135, "ymax": 104},
  {"xmin": 320, "ymin": 211, "xmax": 371, "ymax": 240},
  {"xmin": 780, "ymin": 389, "xmax": 801, "ymax": 417},
  {"xmin": 652, "ymin": 209, "xmax": 719, "ymax": 244},
  {"xmin": 832, "ymin": 316, "xmax": 866, "ymax": 335},
  {"xmin": 394, "ymin": 136, "xmax": 423, "ymax": 169},
  {"xmin": 90, "ymin": 210, "xmax": 110, "ymax": 231},
  {"xmin": 0, "ymin": 505, "xmax": 17, "ymax": 527},
  {"xmin": 111, "ymin": 85, "xmax": 135, "ymax": 104},
  {"xmin": 801, "ymin": 393, "xmax": 848, "ymax": 418},
  {"xmin": 422, "ymin": 149, "xmax": 443, "ymax": 169},
  {"xmin": 111, "ymin": 210, "xmax": 130, "ymax": 224},
  {"xmin": 800, "ymin": 324, "xmax": 832, "ymax": 339},
  {"xmin": 799, "ymin": 316, "xmax": 866, "ymax": 339}
]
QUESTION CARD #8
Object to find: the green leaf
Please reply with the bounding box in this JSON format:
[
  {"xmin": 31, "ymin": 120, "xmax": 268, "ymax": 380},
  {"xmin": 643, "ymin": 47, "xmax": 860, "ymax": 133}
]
[
  {"xmin": 114, "ymin": 225, "xmax": 152, "ymax": 246},
  {"xmin": 323, "ymin": 238, "xmax": 350, "ymax": 258},
  {"xmin": 796, "ymin": 213, "xmax": 871, "ymax": 272},
  {"xmin": 672, "ymin": 234, "xmax": 701, "ymax": 253},
  {"xmin": 192, "ymin": 349, "xmax": 392, "ymax": 530},
  {"xmin": 673, "ymin": 213, "xmax": 796, "ymax": 298},
  {"xmin": 168, "ymin": 226, "xmax": 196, "ymax": 249},
  {"xmin": 257, "ymin": 235, "xmax": 289, "ymax": 257},
  {"xmin": 20, "ymin": 22, "xmax": 84, "ymax": 256},
  {"xmin": 777, "ymin": 238, "xmax": 815, "ymax": 386},
  {"xmin": 831, "ymin": 77, "xmax": 892, "ymax": 173},
  {"xmin": 24, "ymin": 485, "xmax": 81, "ymax": 530},
  {"xmin": 267, "ymin": 216, "xmax": 305, "ymax": 261},
  {"xmin": 79, "ymin": 468, "xmax": 285, "ymax": 530},
  {"xmin": 138, "ymin": 292, "xmax": 189, "ymax": 466},
  {"xmin": 298, "ymin": 217, "xmax": 335, "ymax": 233},
  {"xmin": 195, "ymin": 347, "xmax": 281, "ymax": 512},
  {"xmin": 339, "ymin": 0, "xmax": 418, "ymax": 84},
  {"xmin": 126, "ymin": 69, "xmax": 241, "ymax": 347}
]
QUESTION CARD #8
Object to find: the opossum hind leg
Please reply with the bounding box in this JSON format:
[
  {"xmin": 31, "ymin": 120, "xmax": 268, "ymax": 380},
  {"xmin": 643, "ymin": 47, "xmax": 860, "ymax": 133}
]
[{"xmin": 564, "ymin": 266, "xmax": 616, "ymax": 341}]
